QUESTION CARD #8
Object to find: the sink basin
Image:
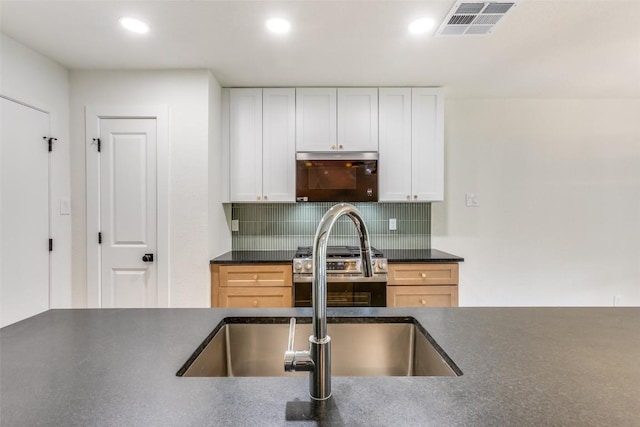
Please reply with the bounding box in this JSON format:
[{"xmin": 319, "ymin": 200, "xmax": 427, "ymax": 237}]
[{"xmin": 177, "ymin": 317, "xmax": 461, "ymax": 377}]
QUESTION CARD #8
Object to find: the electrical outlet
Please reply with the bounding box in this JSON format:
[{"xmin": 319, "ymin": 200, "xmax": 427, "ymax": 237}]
[
  {"xmin": 231, "ymin": 219, "xmax": 239, "ymax": 232},
  {"xmin": 389, "ymin": 218, "xmax": 397, "ymax": 231}
]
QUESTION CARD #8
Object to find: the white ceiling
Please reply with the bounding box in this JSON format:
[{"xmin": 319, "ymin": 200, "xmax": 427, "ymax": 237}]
[{"xmin": 1, "ymin": 0, "xmax": 639, "ymax": 98}]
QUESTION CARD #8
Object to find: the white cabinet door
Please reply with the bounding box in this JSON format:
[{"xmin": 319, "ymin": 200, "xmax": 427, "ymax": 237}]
[
  {"xmin": 412, "ymin": 88, "xmax": 444, "ymax": 201},
  {"xmin": 230, "ymin": 88, "xmax": 263, "ymax": 201},
  {"xmin": 378, "ymin": 88, "xmax": 412, "ymax": 202},
  {"xmin": 263, "ymin": 88, "xmax": 295, "ymax": 202},
  {"xmin": 338, "ymin": 88, "xmax": 378, "ymax": 152},
  {"xmin": 296, "ymin": 88, "xmax": 337, "ymax": 152}
]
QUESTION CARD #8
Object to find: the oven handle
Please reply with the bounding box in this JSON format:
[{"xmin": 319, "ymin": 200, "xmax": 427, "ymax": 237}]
[{"xmin": 293, "ymin": 274, "xmax": 388, "ymax": 283}]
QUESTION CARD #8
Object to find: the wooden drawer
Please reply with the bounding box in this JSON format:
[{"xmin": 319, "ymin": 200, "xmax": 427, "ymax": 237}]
[
  {"xmin": 218, "ymin": 287, "xmax": 292, "ymax": 308},
  {"xmin": 387, "ymin": 285, "xmax": 458, "ymax": 308},
  {"xmin": 219, "ymin": 265, "xmax": 292, "ymax": 287},
  {"xmin": 388, "ymin": 263, "xmax": 458, "ymax": 286}
]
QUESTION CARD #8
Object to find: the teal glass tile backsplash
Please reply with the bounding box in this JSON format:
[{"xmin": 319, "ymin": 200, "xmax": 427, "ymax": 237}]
[{"xmin": 231, "ymin": 202, "xmax": 431, "ymax": 250}]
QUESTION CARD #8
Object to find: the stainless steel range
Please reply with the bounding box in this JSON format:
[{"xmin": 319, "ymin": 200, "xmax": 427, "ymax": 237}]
[{"xmin": 293, "ymin": 245, "xmax": 388, "ymax": 307}]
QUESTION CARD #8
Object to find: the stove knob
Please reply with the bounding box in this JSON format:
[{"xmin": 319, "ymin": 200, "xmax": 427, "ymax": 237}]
[
  {"xmin": 294, "ymin": 261, "xmax": 303, "ymax": 271},
  {"xmin": 304, "ymin": 261, "xmax": 312, "ymax": 271}
]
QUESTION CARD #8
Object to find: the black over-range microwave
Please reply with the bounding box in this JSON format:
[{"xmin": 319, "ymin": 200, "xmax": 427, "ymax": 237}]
[{"xmin": 295, "ymin": 152, "xmax": 378, "ymax": 202}]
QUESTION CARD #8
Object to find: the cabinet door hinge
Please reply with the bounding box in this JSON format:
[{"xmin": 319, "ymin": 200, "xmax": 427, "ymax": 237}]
[
  {"xmin": 92, "ymin": 138, "xmax": 101, "ymax": 152},
  {"xmin": 49, "ymin": 238, "xmax": 53, "ymax": 252},
  {"xmin": 98, "ymin": 232, "xmax": 102, "ymax": 244},
  {"xmin": 43, "ymin": 136, "xmax": 57, "ymax": 152}
]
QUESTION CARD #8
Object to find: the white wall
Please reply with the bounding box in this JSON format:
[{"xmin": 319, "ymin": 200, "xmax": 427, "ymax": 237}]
[
  {"xmin": 70, "ymin": 70, "xmax": 228, "ymax": 307},
  {"xmin": 0, "ymin": 34, "xmax": 72, "ymax": 309},
  {"xmin": 433, "ymin": 98, "xmax": 640, "ymax": 306},
  {"xmin": 208, "ymin": 74, "xmax": 232, "ymax": 262}
]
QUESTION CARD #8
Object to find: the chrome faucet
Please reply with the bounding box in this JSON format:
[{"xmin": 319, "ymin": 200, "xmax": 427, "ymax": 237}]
[{"xmin": 284, "ymin": 203, "xmax": 374, "ymax": 400}]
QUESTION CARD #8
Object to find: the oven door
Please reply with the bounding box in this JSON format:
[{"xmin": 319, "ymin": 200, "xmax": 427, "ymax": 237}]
[
  {"xmin": 294, "ymin": 279, "xmax": 387, "ymax": 307},
  {"xmin": 296, "ymin": 152, "xmax": 378, "ymax": 202}
]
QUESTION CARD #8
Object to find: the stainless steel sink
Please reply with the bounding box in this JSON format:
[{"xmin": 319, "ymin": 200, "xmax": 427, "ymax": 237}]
[{"xmin": 177, "ymin": 317, "xmax": 461, "ymax": 377}]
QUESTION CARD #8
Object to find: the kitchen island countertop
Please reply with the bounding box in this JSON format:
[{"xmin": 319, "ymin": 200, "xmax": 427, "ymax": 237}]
[{"xmin": 1, "ymin": 307, "xmax": 638, "ymax": 426}]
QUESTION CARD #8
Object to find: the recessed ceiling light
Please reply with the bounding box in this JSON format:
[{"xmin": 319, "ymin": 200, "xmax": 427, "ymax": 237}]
[
  {"xmin": 265, "ymin": 18, "xmax": 291, "ymax": 34},
  {"xmin": 408, "ymin": 17, "xmax": 436, "ymax": 35},
  {"xmin": 119, "ymin": 17, "xmax": 150, "ymax": 34}
]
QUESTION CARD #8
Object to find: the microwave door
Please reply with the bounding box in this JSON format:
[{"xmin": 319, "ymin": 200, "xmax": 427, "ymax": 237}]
[{"xmin": 296, "ymin": 158, "xmax": 378, "ymax": 202}]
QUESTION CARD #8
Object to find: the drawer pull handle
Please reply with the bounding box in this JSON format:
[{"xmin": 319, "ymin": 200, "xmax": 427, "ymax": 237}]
[{"xmin": 420, "ymin": 299, "xmax": 426, "ymax": 305}]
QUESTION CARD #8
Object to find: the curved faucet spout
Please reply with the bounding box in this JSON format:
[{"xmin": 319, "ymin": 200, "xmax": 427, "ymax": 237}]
[
  {"xmin": 311, "ymin": 203, "xmax": 373, "ymax": 400},
  {"xmin": 284, "ymin": 203, "xmax": 373, "ymax": 401},
  {"xmin": 312, "ymin": 203, "xmax": 373, "ymax": 340}
]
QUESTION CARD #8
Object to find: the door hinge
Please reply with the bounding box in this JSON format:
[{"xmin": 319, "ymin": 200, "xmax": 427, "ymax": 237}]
[
  {"xmin": 98, "ymin": 232, "xmax": 102, "ymax": 244},
  {"xmin": 49, "ymin": 238, "xmax": 53, "ymax": 252},
  {"xmin": 92, "ymin": 138, "xmax": 101, "ymax": 152},
  {"xmin": 43, "ymin": 136, "xmax": 57, "ymax": 152}
]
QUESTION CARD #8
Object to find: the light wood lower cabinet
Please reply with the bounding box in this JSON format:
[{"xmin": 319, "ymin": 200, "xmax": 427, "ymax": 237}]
[
  {"xmin": 211, "ymin": 264, "xmax": 293, "ymax": 308},
  {"xmin": 387, "ymin": 263, "xmax": 459, "ymax": 307}
]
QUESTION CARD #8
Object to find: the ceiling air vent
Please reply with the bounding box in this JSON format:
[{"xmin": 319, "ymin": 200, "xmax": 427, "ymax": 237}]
[{"xmin": 436, "ymin": 1, "xmax": 518, "ymax": 36}]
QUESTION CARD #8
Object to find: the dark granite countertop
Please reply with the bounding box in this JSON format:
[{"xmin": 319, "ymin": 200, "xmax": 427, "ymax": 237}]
[
  {"xmin": 380, "ymin": 248, "xmax": 464, "ymax": 263},
  {"xmin": 1, "ymin": 307, "xmax": 638, "ymax": 426},
  {"xmin": 210, "ymin": 248, "xmax": 463, "ymax": 264},
  {"xmin": 210, "ymin": 250, "xmax": 296, "ymax": 264}
]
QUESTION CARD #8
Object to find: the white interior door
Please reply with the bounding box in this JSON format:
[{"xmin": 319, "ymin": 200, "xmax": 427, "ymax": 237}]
[
  {"xmin": 1, "ymin": 97, "xmax": 50, "ymax": 327},
  {"xmin": 99, "ymin": 118, "xmax": 157, "ymax": 308}
]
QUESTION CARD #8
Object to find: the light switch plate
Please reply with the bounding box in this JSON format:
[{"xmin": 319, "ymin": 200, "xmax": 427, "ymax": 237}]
[
  {"xmin": 465, "ymin": 193, "xmax": 479, "ymax": 207},
  {"xmin": 60, "ymin": 199, "xmax": 71, "ymax": 215},
  {"xmin": 231, "ymin": 219, "xmax": 239, "ymax": 232},
  {"xmin": 389, "ymin": 218, "xmax": 397, "ymax": 231}
]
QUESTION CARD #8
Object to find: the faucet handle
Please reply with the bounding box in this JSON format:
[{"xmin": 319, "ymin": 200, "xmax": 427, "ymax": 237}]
[
  {"xmin": 283, "ymin": 317, "xmax": 314, "ymax": 373},
  {"xmin": 287, "ymin": 317, "xmax": 296, "ymax": 353}
]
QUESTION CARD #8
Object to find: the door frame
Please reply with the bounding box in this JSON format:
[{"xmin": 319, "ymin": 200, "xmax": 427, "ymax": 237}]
[{"xmin": 85, "ymin": 105, "xmax": 169, "ymax": 308}]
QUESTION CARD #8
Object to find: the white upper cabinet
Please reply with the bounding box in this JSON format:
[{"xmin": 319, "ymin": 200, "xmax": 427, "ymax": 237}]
[
  {"xmin": 296, "ymin": 87, "xmax": 378, "ymax": 152},
  {"xmin": 227, "ymin": 86, "xmax": 442, "ymax": 203},
  {"xmin": 337, "ymin": 88, "xmax": 378, "ymax": 152},
  {"xmin": 296, "ymin": 88, "xmax": 337, "ymax": 152},
  {"xmin": 262, "ymin": 88, "xmax": 296, "ymax": 202},
  {"xmin": 230, "ymin": 88, "xmax": 263, "ymax": 202},
  {"xmin": 412, "ymin": 88, "xmax": 444, "ymax": 201},
  {"xmin": 379, "ymin": 88, "xmax": 412, "ymax": 201},
  {"xmin": 379, "ymin": 88, "xmax": 444, "ymax": 202},
  {"xmin": 229, "ymin": 88, "xmax": 296, "ymax": 202}
]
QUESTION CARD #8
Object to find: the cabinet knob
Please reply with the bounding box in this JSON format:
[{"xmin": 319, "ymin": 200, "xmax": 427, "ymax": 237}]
[
  {"xmin": 413, "ymin": 195, "xmax": 418, "ymax": 200},
  {"xmin": 256, "ymin": 195, "xmax": 261, "ymax": 201},
  {"xmin": 339, "ymin": 144, "xmax": 343, "ymax": 150},
  {"xmin": 253, "ymin": 274, "xmax": 258, "ymax": 280},
  {"xmin": 253, "ymin": 300, "xmax": 258, "ymax": 307},
  {"xmin": 264, "ymin": 195, "xmax": 268, "ymax": 200},
  {"xmin": 420, "ymin": 299, "xmax": 426, "ymax": 305},
  {"xmin": 330, "ymin": 145, "xmax": 336, "ymax": 150},
  {"xmin": 406, "ymin": 195, "xmax": 411, "ymax": 200},
  {"xmin": 421, "ymin": 273, "xmax": 426, "ymax": 279}
]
